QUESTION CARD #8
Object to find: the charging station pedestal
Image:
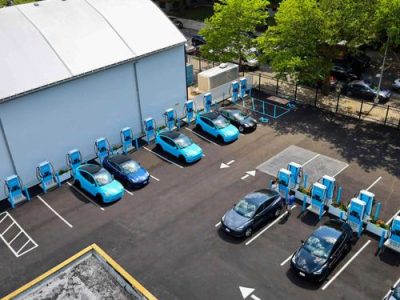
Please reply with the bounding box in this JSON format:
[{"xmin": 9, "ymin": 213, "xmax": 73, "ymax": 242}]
[
  {"xmin": 67, "ymin": 149, "xmax": 82, "ymax": 175},
  {"xmin": 144, "ymin": 117, "xmax": 156, "ymax": 144},
  {"xmin": 287, "ymin": 162, "xmax": 302, "ymax": 190},
  {"xmin": 307, "ymin": 182, "xmax": 327, "ymax": 219},
  {"xmin": 240, "ymin": 77, "xmax": 249, "ymax": 99},
  {"xmin": 278, "ymin": 168, "xmax": 291, "ymax": 199},
  {"xmin": 347, "ymin": 198, "xmax": 366, "ymax": 237},
  {"xmin": 358, "ymin": 190, "xmax": 374, "ymax": 221},
  {"xmin": 36, "ymin": 161, "xmax": 61, "ymax": 193},
  {"xmin": 120, "ymin": 127, "xmax": 134, "ymax": 154},
  {"xmin": 4, "ymin": 175, "xmax": 30, "ymax": 208},
  {"xmin": 231, "ymin": 81, "xmax": 239, "ymax": 103},
  {"xmin": 95, "ymin": 138, "xmax": 111, "ymax": 164},
  {"xmin": 203, "ymin": 93, "xmax": 212, "ymax": 113},
  {"xmin": 183, "ymin": 100, "xmax": 195, "ymax": 124},
  {"xmin": 384, "ymin": 216, "xmax": 400, "ymax": 253},
  {"xmin": 164, "ymin": 108, "xmax": 178, "ymax": 131},
  {"xmin": 322, "ymin": 175, "xmax": 336, "ymax": 205}
]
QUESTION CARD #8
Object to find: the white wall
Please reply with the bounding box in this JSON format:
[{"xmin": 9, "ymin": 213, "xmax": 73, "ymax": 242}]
[
  {"xmin": 136, "ymin": 45, "xmax": 187, "ymax": 125},
  {"xmin": 0, "ymin": 121, "xmax": 16, "ymax": 196},
  {"xmin": 0, "ymin": 62, "xmax": 141, "ymax": 194}
]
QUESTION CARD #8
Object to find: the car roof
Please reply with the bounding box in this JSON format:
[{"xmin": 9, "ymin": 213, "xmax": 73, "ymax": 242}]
[
  {"xmin": 201, "ymin": 111, "xmax": 220, "ymax": 120},
  {"xmin": 243, "ymin": 189, "xmax": 279, "ymax": 206},
  {"xmin": 79, "ymin": 164, "xmax": 101, "ymax": 174},
  {"xmin": 159, "ymin": 130, "xmax": 181, "ymax": 139},
  {"xmin": 350, "ymin": 80, "xmax": 368, "ymax": 86},
  {"xmin": 108, "ymin": 154, "xmax": 131, "ymax": 165},
  {"xmin": 313, "ymin": 225, "xmax": 343, "ymax": 242},
  {"xmin": 220, "ymin": 107, "xmax": 242, "ymax": 113}
]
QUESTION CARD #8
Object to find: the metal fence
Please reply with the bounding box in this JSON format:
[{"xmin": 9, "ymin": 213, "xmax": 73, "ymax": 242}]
[{"xmin": 187, "ymin": 55, "xmax": 400, "ymax": 129}]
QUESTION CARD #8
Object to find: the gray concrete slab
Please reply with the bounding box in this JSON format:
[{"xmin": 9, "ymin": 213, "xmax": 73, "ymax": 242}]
[{"xmin": 303, "ymin": 154, "xmax": 348, "ymax": 183}]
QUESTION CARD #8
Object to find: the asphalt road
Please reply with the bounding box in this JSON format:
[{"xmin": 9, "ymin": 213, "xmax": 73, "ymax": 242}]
[{"xmin": 0, "ymin": 107, "xmax": 399, "ymax": 300}]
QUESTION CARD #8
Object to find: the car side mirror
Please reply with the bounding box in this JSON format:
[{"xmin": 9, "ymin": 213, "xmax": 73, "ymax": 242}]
[{"xmin": 301, "ymin": 240, "xmax": 305, "ymax": 244}]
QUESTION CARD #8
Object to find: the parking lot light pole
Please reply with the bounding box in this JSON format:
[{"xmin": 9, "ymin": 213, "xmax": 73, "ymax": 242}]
[{"xmin": 374, "ymin": 36, "xmax": 390, "ymax": 104}]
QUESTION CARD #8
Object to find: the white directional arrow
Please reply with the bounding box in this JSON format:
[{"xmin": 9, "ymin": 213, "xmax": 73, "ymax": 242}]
[
  {"xmin": 246, "ymin": 170, "xmax": 256, "ymax": 176},
  {"xmin": 239, "ymin": 286, "xmax": 262, "ymax": 300},
  {"xmin": 220, "ymin": 163, "xmax": 230, "ymax": 169}
]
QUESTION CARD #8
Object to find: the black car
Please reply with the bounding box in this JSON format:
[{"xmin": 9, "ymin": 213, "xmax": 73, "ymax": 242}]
[
  {"xmin": 103, "ymin": 154, "xmax": 150, "ymax": 189},
  {"xmin": 343, "ymin": 80, "xmax": 392, "ymax": 102},
  {"xmin": 330, "ymin": 64, "xmax": 358, "ymax": 82},
  {"xmin": 219, "ymin": 107, "xmax": 257, "ymax": 133},
  {"xmin": 191, "ymin": 34, "xmax": 206, "ymax": 47},
  {"xmin": 290, "ymin": 219, "xmax": 353, "ymax": 282},
  {"xmin": 168, "ymin": 16, "xmax": 183, "ymax": 29},
  {"xmin": 383, "ymin": 280, "xmax": 400, "ymax": 300},
  {"xmin": 221, "ymin": 189, "xmax": 284, "ymax": 237}
]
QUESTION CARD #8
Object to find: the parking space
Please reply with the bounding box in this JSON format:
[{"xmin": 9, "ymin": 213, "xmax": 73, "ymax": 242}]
[{"xmin": 1, "ymin": 107, "xmax": 399, "ymax": 299}]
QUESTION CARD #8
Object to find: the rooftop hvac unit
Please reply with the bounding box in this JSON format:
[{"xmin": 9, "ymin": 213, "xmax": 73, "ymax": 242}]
[{"xmin": 197, "ymin": 63, "xmax": 239, "ymax": 92}]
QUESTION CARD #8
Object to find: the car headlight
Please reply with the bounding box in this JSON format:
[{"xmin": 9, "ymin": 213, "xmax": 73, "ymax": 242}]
[
  {"xmin": 312, "ymin": 267, "xmax": 324, "ymax": 275},
  {"xmin": 221, "ymin": 215, "xmax": 225, "ymax": 223},
  {"xmin": 244, "ymin": 123, "xmax": 250, "ymax": 127},
  {"xmin": 236, "ymin": 224, "xmax": 246, "ymax": 230},
  {"xmin": 291, "ymin": 255, "xmax": 296, "ymax": 264}
]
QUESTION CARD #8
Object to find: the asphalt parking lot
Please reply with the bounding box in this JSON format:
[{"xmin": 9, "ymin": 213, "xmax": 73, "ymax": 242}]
[{"xmin": 0, "ymin": 106, "xmax": 400, "ymax": 300}]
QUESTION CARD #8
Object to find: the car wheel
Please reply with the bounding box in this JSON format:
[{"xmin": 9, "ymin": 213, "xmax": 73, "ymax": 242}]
[
  {"xmin": 346, "ymin": 90, "xmax": 352, "ymax": 96},
  {"xmin": 95, "ymin": 194, "xmax": 103, "ymax": 203},
  {"xmin": 217, "ymin": 135, "xmax": 224, "ymax": 143},
  {"xmin": 239, "ymin": 125, "xmax": 244, "ymax": 133},
  {"xmin": 244, "ymin": 227, "xmax": 253, "ymax": 237},
  {"xmin": 274, "ymin": 207, "xmax": 282, "ymax": 218},
  {"xmin": 179, "ymin": 155, "xmax": 186, "ymax": 163},
  {"xmin": 74, "ymin": 180, "xmax": 81, "ymax": 188}
]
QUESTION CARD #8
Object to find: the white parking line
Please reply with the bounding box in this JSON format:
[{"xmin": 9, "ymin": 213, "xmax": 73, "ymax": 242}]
[
  {"xmin": 37, "ymin": 196, "xmax": 73, "ymax": 228},
  {"xmin": 124, "ymin": 189, "xmax": 134, "ymax": 196},
  {"xmin": 386, "ymin": 209, "xmax": 400, "ymax": 225},
  {"xmin": 246, "ymin": 205, "xmax": 297, "ymax": 246},
  {"xmin": 301, "ymin": 154, "xmax": 320, "ymax": 167},
  {"xmin": 143, "ymin": 146, "xmax": 184, "ymax": 169},
  {"xmin": 150, "ymin": 175, "xmax": 160, "ymax": 182},
  {"xmin": 383, "ymin": 277, "xmax": 400, "ymax": 299},
  {"xmin": 280, "ymin": 252, "xmax": 295, "ymax": 266},
  {"xmin": 322, "ymin": 240, "xmax": 371, "ymax": 291},
  {"xmin": 333, "ymin": 164, "xmax": 349, "ymax": 177},
  {"xmin": 215, "ymin": 222, "xmax": 221, "ymax": 227},
  {"xmin": 67, "ymin": 182, "xmax": 105, "ymax": 211},
  {"xmin": 184, "ymin": 127, "xmax": 219, "ymax": 146},
  {"xmin": 366, "ymin": 176, "xmax": 382, "ymax": 191}
]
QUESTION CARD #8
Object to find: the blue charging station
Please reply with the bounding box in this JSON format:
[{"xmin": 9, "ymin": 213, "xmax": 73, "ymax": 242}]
[
  {"xmin": 95, "ymin": 137, "xmax": 111, "ymax": 164},
  {"xmin": 322, "ymin": 175, "xmax": 336, "ymax": 204},
  {"xmin": 347, "ymin": 198, "xmax": 366, "ymax": 237},
  {"xmin": 307, "ymin": 182, "xmax": 327, "ymax": 219},
  {"xmin": 287, "ymin": 162, "xmax": 302, "ymax": 189},
  {"xmin": 384, "ymin": 216, "xmax": 400, "ymax": 253},
  {"xmin": 358, "ymin": 190, "xmax": 374, "ymax": 221},
  {"xmin": 164, "ymin": 108, "xmax": 179, "ymax": 131},
  {"xmin": 203, "ymin": 93, "xmax": 213, "ymax": 112},
  {"xmin": 231, "ymin": 81, "xmax": 239, "ymax": 103},
  {"xmin": 144, "ymin": 117, "xmax": 156, "ymax": 144},
  {"xmin": 4, "ymin": 175, "xmax": 31, "ymax": 208},
  {"xmin": 278, "ymin": 168, "xmax": 291, "ymax": 198},
  {"xmin": 240, "ymin": 77, "xmax": 249, "ymax": 98},
  {"xmin": 184, "ymin": 100, "xmax": 195, "ymax": 124},
  {"xmin": 120, "ymin": 127, "xmax": 135, "ymax": 154},
  {"xmin": 36, "ymin": 161, "xmax": 61, "ymax": 193},
  {"xmin": 66, "ymin": 149, "xmax": 82, "ymax": 175}
]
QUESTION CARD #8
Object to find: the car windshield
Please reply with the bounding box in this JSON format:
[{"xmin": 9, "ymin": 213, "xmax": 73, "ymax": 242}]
[
  {"xmin": 303, "ymin": 234, "xmax": 335, "ymax": 259},
  {"xmin": 93, "ymin": 169, "xmax": 113, "ymax": 186},
  {"xmin": 174, "ymin": 135, "xmax": 193, "ymax": 148},
  {"xmin": 212, "ymin": 115, "xmax": 230, "ymax": 129},
  {"xmin": 233, "ymin": 199, "xmax": 258, "ymax": 218},
  {"xmin": 232, "ymin": 111, "xmax": 247, "ymax": 121},
  {"xmin": 120, "ymin": 160, "xmax": 140, "ymax": 174}
]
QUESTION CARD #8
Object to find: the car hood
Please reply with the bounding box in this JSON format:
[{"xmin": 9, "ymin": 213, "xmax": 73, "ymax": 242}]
[
  {"xmin": 223, "ymin": 209, "xmax": 250, "ymax": 229},
  {"xmin": 293, "ymin": 248, "xmax": 327, "ymax": 273},
  {"xmin": 99, "ymin": 180, "xmax": 124, "ymax": 195},
  {"xmin": 182, "ymin": 143, "xmax": 203, "ymax": 157},
  {"xmin": 240, "ymin": 117, "xmax": 257, "ymax": 126},
  {"xmin": 127, "ymin": 167, "xmax": 149, "ymax": 182},
  {"xmin": 379, "ymin": 89, "xmax": 391, "ymax": 98},
  {"xmin": 219, "ymin": 124, "xmax": 239, "ymax": 137}
]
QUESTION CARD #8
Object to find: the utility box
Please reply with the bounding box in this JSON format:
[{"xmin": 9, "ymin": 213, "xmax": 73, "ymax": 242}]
[{"xmin": 197, "ymin": 63, "xmax": 239, "ymax": 92}]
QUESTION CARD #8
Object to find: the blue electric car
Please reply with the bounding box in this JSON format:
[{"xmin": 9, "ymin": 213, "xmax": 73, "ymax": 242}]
[
  {"xmin": 195, "ymin": 111, "xmax": 239, "ymax": 143},
  {"xmin": 74, "ymin": 164, "xmax": 124, "ymax": 203},
  {"xmin": 103, "ymin": 154, "xmax": 150, "ymax": 189},
  {"xmin": 155, "ymin": 130, "xmax": 203, "ymax": 163}
]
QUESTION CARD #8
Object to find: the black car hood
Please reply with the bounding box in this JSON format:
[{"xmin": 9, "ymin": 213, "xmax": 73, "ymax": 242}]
[
  {"xmin": 223, "ymin": 209, "xmax": 250, "ymax": 229},
  {"xmin": 293, "ymin": 248, "xmax": 327, "ymax": 273},
  {"xmin": 240, "ymin": 117, "xmax": 257, "ymax": 126}
]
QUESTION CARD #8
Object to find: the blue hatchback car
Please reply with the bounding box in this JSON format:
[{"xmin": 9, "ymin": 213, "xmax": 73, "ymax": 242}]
[
  {"xmin": 74, "ymin": 164, "xmax": 124, "ymax": 203},
  {"xmin": 155, "ymin": 130, "xmax": 203, "ymax": 163},
  {"xmin": 195, "ymin": 111, "xmax": 239, "ymax": 143},
  {"xmin": 103, "ymin": 154, "xmax": 150, "ymax": 189}
]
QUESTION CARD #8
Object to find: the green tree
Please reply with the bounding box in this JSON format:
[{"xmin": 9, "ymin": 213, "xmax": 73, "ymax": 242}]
[
  {"xmin": 199, "ymin": 0, "xmax": 269, "ymax": 67},
  {"xmin": 258, "ymin": 0, "xmax": 329, "ymax": 85},
  {"xmin": 375, "ymin": 0, "xmax": 400, "ymax": 46}
]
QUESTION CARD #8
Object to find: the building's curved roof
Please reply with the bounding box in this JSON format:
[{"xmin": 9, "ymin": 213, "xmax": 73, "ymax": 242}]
[{"xmin": 0, "ymin": 0, "xmax": 186, "ymax": 102}]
